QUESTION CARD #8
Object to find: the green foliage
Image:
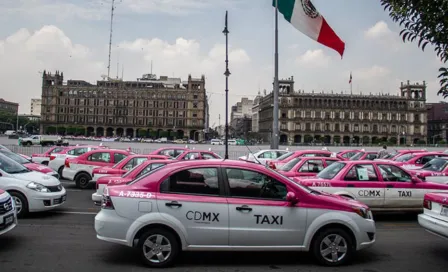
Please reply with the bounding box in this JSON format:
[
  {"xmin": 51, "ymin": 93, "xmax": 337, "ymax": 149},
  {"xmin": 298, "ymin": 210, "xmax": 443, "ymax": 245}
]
[{"xmin": 380, "ymin": 0, "xmax": 448, "ymax": 96}]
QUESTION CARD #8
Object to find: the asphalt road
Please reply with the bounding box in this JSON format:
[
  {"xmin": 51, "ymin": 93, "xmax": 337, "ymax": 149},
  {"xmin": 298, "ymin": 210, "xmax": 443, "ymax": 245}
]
[{"xmin": 1, "ymin": 181, "xmax": 447, "ymax": 272}]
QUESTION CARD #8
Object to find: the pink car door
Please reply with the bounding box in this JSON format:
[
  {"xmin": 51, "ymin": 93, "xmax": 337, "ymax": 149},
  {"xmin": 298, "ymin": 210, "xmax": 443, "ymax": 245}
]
[
  {"xmin": 340, "ymin": 163, "xmax": 386, "ymax": 208},
  {"xmin": 377, "ymin": 164, "xmax": 422, "ymax": 208}
]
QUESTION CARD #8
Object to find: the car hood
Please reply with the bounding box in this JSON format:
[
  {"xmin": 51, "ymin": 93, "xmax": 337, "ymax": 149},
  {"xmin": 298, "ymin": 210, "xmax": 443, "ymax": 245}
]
[
  {"xmin": 12, "ymin": 171, "xmax": 60, "ymax": 186},
  {"xmin": 24, "ymin": 162, "xmax": 55, "ymax": 174}
]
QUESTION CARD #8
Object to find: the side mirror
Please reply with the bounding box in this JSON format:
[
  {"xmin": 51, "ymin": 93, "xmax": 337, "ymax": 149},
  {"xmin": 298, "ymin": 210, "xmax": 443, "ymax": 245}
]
[{"xmin": 286, "ymin": 192, "xmax": 298, "ymax": 205}]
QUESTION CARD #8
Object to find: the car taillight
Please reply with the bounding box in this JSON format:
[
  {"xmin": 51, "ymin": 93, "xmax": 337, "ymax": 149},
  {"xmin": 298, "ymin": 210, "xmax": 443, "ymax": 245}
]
[
  {"xmin": 101, "ymin": 187, "xmax": 114, "ymax": 209},
  {"xmin": 65, "ymin": 159, "xmax": 70, "ymax": 168},
  {"xmin": 50, "ymin": 155, "xmax": 56, "ymax": 161},
  {"xmin": 423, "ymin": 199, "xmax": 432, "ymax": 210}
]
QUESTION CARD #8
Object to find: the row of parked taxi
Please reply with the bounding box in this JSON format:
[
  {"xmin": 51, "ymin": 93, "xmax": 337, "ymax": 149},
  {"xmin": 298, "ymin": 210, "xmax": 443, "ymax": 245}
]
[{"xmin": 1, "ymin": 144, "xmax": 448, "ymax": 268}]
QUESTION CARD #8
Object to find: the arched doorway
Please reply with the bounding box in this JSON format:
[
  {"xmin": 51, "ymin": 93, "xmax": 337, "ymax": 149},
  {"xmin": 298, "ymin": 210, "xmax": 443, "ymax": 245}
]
[
  {"xmin": 323, "ymin": 135, "xmax": 331, "ymax": 144},
  {"xmin": 353, "ymin": 136, "xmax": 360, "ymax": 145},
  {"xmin": 280, "ymin": 134, "xmax": 288, "ymax": 144},
  {"xmin": 177, "ymin": 130, "xmax": 185, "ymax": 139},
  {"xmin": 294, "ymin": 135, "xmax": 302, "ymax": 143},
  {"xmin": 96, "ymin": 127, "xmax": 104, "ymax": 137},
  {"xmin": 333, "ymin": 135, "xmax": 341, "ymax": 144},
  {"xmin": 116, "ymin": 128, "xmax": 124, "ymax": 137},
  {"xmin": 87, "ymin": 127, "xmax": 95, "ymax": 137},
  {"xmin": 126, "ymin": 128, "xmax": 134, "ymax": 138},
  {"xmin": 304, "ymin": 135, "xmax": 313, "ymax": 144},
  {"xmin": 343, "ymin": 136, "xmax": 350, "ymax": 145},
  {"xmin": 106, "ymin": 127, "xmax": 114, "ymax": 137},
  {"xmin": 190, "ymin": 130, "xmax": 198, "ymax": 141}
]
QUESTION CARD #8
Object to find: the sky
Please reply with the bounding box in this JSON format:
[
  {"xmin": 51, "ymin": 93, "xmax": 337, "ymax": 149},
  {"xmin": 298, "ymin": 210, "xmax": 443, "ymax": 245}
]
[{"xmin": 0, "ymin": 0, "xmax": 445, "ymax": 127}]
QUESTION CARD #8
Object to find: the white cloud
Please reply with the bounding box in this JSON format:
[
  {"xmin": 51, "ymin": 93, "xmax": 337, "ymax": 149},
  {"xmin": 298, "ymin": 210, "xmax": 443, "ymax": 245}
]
[
  {"xmin": 364, "ymin": 21, "xmax": 402, "ymax": 51},
  {"xmin": 296, "ymin": 49, "xmax": 331, "ymax": 67},
  {"xmin": 0, "ymin": 25, "xmax": 254, "ymax": 120}
]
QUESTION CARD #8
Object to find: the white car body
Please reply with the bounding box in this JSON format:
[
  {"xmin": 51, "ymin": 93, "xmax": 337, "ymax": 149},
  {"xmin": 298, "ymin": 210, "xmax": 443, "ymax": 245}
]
[
  {"xmin": 0, "ymin": 168, "xmax": 66, "ymax": 215},
  {"xmin": 418, "ymin": 193, "xmax": 448, "ymax": 239},
  {"xmin": 210, "ymin": 139, "xmax": 223, "ymax": 145},
  {"xmin": 0, "ymin": 190, "xmax": 17, "ymax": 235},
  {"xmin": 238, "ymin": 149, "xmax": 289, "ymax": 165},
  {"xmin": 48, "ymin": 146, "xmax": 99, "ymax": 177}
]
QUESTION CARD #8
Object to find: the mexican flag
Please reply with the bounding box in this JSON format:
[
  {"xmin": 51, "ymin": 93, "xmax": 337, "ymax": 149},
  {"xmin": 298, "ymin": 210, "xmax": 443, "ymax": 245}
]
[{"xmin": 273, "ymin": 0, "xmax": 345, "ymax": 57}]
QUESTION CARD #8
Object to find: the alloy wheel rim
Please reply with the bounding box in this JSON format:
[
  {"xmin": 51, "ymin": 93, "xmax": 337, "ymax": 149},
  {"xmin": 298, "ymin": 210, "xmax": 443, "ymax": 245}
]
[
  {"xmin": 12, "ymin": 196, "xmax": 23, "ymax": 214},
  {"xmin": 143, "ymin": 234, "xmax": 172, "ymax": 263},
  {"xmin": 319, "ymin": 234, "xmax": 348, "ymax": 263}
]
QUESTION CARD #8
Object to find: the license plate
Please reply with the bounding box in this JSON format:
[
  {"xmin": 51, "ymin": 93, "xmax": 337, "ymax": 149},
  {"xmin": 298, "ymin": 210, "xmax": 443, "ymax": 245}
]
[
  {"xmin": 4, "ymin": 214, "xmax": 14, "ymax": 225},
  {"xmin": 62, "ymin": 195, "xmax": 67, "ymax": 202},
  {"xmin": 441, "ymin": 207, "xmax": 448, "ymax": 217}
]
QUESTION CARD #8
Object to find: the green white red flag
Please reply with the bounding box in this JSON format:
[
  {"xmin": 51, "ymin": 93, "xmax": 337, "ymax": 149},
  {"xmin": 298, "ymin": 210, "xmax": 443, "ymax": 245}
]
[{"xmin": 273, "ymin": 0, "xmax": 345, "ymax": 57}]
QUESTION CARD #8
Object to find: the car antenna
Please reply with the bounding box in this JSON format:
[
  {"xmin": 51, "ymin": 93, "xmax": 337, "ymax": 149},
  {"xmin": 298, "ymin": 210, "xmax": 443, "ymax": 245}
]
[{"xmin": 242, "ymin": 136, "xmax": 263, "ymax": 165}]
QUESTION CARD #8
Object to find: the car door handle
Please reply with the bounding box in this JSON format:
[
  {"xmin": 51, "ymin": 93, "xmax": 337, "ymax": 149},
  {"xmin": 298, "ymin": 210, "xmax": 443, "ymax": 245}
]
[
  {"xmin": 236, "ymin": 206, "xmax": 252, "ymax": 212},
  {"xmin": 165, "ymin": 201, "xmax": 182, "ymax": 207},
  {"xmin": 347, "ymin": 184, "xmax": 355, "ymax": 187},
  {"xmin": 387, "ymin": 185, "xmax": 394, "ymax": 188}
]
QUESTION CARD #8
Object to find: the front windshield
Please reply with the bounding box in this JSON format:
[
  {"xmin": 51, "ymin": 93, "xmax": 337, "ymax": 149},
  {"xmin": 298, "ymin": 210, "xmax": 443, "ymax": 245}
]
[
  {"xmin": 421, "ymin": 158, "xmax": 448, "ymax": 172},
  {"xmin": 276, "ymin": 152, "xmax": 294, "ymax": 161},
  {"xmin": 349, "ymin": 152, "xmax": 364, "ymax": 160},
  {"xmin": 0, "ymin": 150, "xmax": 30, "ymax": 164},
  {"xmin": 0, "ymin": 153, "xmax": 29, "ymax": 174},
  {"xmin": 279, "ymin": 158, "xmax": 301, "ymax": 171},
  {"xmin": 395, "ymin": 154, "xmax": 415, "ymax": 162},
  {"xmin": 317, "ymin": 162, "xmax": 346, "ymax": 180}
]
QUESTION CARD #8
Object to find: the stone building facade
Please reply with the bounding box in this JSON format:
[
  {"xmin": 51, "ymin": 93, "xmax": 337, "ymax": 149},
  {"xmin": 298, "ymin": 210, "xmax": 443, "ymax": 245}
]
[
  {"xmin": 426, "ymin": 102, "xmax": 448, "ymax": 144},
  {"xmin": 40, "ymin": 71, "xmax": 209, "ymax": 140},
  {"xmin": 258, "ymin": 77, "xmax": 428, "ymax": 145},
  {"xmin": 0, "ymin": 98, "xmax": 18, "ymax": 115}
]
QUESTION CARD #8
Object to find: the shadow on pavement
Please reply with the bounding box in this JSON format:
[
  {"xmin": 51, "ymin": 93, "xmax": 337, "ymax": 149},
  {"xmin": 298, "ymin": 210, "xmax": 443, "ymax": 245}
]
[
  {"xmin": 0, "ymin": 233, "xmax": 23, "ymax": 253},
  {"xmin": 101, "ymin": 245, "xmax": 379, "ymax": 268},
  {"xmin": 372, "ymin": 212, "xmax": 418, "ymax": 222}
]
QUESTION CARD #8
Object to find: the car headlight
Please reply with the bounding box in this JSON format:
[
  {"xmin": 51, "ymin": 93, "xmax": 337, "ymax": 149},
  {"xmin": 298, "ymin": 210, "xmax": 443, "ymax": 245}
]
[
  {"xmin": 27, "ymin": 182, "xmax": 50, "ymax": 193},
  {"xmin": 352, "ymin": 206, "xmax": 372, "ymax": 219}
]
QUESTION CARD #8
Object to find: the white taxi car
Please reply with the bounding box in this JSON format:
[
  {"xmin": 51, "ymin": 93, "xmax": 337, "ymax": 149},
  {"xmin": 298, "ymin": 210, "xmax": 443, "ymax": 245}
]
[
  {"xmin": 0, "ymin": 190, "xmax": 17, "ymax": 235},
  {"xmin": 48, "ymin": 145, "xmax": 102, "ymax": 178},
  {"xmin": 95, "ymin": 160, "xmax": 375, "ymax": 267},
  {"xmin": 238, "ymin": 149, "xmax": 289, "ymax": 165},
  {"xmin": 0, "ymin": 154, "xmax": 66, "ymax": 217},
  {"xmin": 418, "ymin": 192, "xmax": 448, "ymax": 239}
]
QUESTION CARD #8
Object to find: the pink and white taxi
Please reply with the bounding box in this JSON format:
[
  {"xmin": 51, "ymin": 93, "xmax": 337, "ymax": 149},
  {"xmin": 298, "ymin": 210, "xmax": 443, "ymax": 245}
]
[
  {"xmin": 418, "ymin": 192, "xmax": 448, "ymax": 239},
  {"xmin": 294, "ymin": 160, "xmax": 448, "ymax": 212},
  {"xmin": 268, "ymin": 149, "xmax": 332, "ymax": 169},
  {"xmin": 31, "ymin": 146, "xmax": 67, "ymax": 165},
  {"xmin": 409, "ymin": 158, "xmax": 448, "ymax": 183},
  {"xmin": 0, "ymin": 190, "xmax": 17, "ymax": 235},
  {"xmin": 48, "ymin": 145, "xmax": 105, "ymax": 178},
  {"xmin": 276, "ymin": 157, "xmax": 340, "ymax": 178},
  {"xmin": 91, "ymin": 154, "xmax": 170, "ymax": 184},
  {"xmin": 0, "ymin": 149, "xmax": 59, "ymax": 178},
  {"xmin": 377, "ymin": 149, "xmax": 427, "ymax": 161},
  {"xmin": 95, "ymin": 160, "xmax": 375, "ymax": 267},
  {"xmin": 150, "ymin": 147, "xmax": 189, "ymax": 158},
  {"xmin": 92, "ymin": 160, "xmax": 174, "ymax": 205},
  {"xmin": 0, "ymin": 154, "xmax": 66, "ymax": 218},
  {"xmin": 63, "ymin": 149, "xmax": 132, "ymax": 189},
  {"xmin": 391, "ymin": 152, "xmax": 448, "ymax": 170}
]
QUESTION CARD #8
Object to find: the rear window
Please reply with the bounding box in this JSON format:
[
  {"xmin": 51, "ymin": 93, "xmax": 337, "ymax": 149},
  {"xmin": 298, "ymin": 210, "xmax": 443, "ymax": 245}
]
[
  {"xmin": 277, "ymin": 152, "xmax": 294, "ymax": 161},
  {"xmin": 395, "ymin": 154, "xmax": 415, "ymax": 162},
  {"xmin": 350, "ymin": 152, "xmax": 364, "ymax": 160},
  {"xmin": 317, "ymin": 162, "xmax": 346, "ymax": 180},
  {"xmin": 279, "ymin": 158, "xmax": 302, "ymax": 171},
  {"xmin": 127, "ymin": 164, "xmax": 167, "ymax": 185}
]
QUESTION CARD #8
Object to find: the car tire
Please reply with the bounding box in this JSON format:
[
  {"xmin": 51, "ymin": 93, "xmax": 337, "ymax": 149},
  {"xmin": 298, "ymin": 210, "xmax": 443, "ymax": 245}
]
[
  {"xmin": 311, "ymin": 227, "xmax": 355, "ymax": 266},
  {"xmin": 75, "ymin": 173, "xmax": 91, "ymax": 189},
  {"xmin": 58, "ymin": 166, "xmax": 64, "ymax": 179},
  {"xmin": 137, "ymin": 228, "xmax": 180, "ymax": 268},
  {"xmin": 9, "ymin": 191, "xmax": 29, "ymax": 218}
]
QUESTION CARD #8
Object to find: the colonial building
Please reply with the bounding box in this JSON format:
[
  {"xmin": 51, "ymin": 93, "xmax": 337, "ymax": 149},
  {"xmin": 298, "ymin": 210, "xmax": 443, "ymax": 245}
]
[
  {"xmin": 258, "ymin": 77, "xmax": 428, "ymax": 145},
  {"xmin": 426, "ymin": 102, "xmax": 448, "ymax": 144},
  {"xmin": 40, "ymin": 71, "xmax": 209, "ymax": 140},
  {"xmin": 0, "ymin": 98, "xmax": 18, "ymax": 115}
]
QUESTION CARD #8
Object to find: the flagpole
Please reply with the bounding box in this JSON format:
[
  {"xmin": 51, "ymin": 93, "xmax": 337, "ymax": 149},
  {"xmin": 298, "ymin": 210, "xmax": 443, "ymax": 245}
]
[
  {"xmin": 223, "ymin": 11, "xmax": 230, "ymax": 159},
  {"xmin": 272, "ymin": 0, "xmax": 279, "ymax": 149}
]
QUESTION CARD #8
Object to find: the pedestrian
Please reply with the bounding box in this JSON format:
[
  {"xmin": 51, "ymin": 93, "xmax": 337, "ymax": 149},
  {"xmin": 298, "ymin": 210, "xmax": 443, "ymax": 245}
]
[{"xmin": 377, "ymin": 145, "xmax": 388, "ymax": 159}]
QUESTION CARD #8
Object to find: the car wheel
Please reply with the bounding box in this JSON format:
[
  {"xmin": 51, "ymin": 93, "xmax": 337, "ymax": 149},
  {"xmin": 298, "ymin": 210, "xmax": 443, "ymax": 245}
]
[
  {"xmin": 311, "ymin": 227, "xmax": 354, "ymax": 266},
  {"xmin": 75, "ymin": 173, "xmax": 91, "ymax": 189},
  {"xmin": 58, "ymin": 166, "xmax": 64, "ymax": 179},
  {"xmin": 138, "ymin": 228, "xmax": 180, "ymax": 268},
  {"xmin": 9, "ymin": 191, "xmax": 29, "ymax": 218}
]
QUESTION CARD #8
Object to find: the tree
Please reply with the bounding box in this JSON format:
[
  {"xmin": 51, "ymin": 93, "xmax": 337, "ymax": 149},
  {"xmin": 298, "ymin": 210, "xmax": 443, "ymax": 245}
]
[{"xmin": 380, "ymin": 0, "xmax": 448, "ymax": 96}]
